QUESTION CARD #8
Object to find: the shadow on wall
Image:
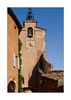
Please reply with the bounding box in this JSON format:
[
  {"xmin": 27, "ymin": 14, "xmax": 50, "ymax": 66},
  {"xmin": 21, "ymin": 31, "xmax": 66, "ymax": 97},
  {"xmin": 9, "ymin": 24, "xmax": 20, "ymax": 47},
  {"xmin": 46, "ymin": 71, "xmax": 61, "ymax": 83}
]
[
  {"xmin": 28, "ymin": 53, "xmax": 64, "ymax": 92},
  {"xmin": 28, "ymin": 53, "xmax": 51, "ymax": 92},
  {"xmin": 28, "ymin": 59, "xmax": 41, "ymax": 92}
]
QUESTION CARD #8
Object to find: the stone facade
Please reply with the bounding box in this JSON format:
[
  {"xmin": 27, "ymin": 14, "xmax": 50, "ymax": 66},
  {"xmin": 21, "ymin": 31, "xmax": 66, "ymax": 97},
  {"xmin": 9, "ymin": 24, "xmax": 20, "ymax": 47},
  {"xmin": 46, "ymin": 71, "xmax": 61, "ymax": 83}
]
[
  {"xmin": 7, "ymin": 8, "xmax": 21, "ymax": 92},
  {"xmin": 19, "ymin": 9, "xmax": 64, "ymax": 92},
  {"xmin": 20, "ymin": 20, "xmax": 46, "ymax": 88}
]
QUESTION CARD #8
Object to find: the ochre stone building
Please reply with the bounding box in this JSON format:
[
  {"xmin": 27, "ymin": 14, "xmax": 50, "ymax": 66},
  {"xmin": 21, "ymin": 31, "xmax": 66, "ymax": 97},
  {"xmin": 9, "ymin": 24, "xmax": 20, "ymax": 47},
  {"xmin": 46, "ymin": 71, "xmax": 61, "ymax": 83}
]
[
  {"xmin": 20, "ymin": 9, "xmax": 46, "ymax": 89},
  {"xmin": 7, "ymin": 8, "xmax": 21, "ymax": 92},
  {"xmin": 19, "ymin": 9, "xmax": 64, "ymax": 92},
  {"xmin": 7, "ymin": 8, "xmax": 64, "ymax": 92}
]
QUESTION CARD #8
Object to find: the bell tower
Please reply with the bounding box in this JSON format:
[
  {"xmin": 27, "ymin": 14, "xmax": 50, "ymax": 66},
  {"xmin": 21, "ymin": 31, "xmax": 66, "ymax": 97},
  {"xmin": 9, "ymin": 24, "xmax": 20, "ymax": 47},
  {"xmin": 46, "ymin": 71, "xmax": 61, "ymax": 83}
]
[{"xmin": 20, "ymin": 8, "xmax": 46, "ymax": 88}]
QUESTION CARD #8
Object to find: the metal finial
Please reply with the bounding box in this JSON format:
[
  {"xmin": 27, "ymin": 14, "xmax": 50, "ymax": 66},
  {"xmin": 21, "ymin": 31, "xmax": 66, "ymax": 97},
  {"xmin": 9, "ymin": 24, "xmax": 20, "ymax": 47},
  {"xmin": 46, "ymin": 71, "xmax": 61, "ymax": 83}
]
[{"xmin": 26, "ymin": 8, "xmax": 34, "ymax": 20}]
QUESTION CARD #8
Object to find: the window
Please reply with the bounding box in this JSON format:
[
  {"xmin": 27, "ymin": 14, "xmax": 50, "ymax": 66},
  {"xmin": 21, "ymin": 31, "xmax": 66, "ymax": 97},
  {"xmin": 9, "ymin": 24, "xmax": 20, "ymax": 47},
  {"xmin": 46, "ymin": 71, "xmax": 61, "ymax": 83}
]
[
  {"xmin": 27, "ymin": 27, "xmax": 33, "ymax": 38},
  {"xmin": 13, "ymin": 53, "xmax": 16, "ymax": 68}
]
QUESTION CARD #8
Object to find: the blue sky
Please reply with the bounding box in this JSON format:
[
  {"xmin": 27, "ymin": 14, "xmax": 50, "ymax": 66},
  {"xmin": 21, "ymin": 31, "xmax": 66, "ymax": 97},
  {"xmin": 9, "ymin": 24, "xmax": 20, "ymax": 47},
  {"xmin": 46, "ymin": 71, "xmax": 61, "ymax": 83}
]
[{"xmin": 12, "ymin": 8, "xmax": 64, "ymax": 70}]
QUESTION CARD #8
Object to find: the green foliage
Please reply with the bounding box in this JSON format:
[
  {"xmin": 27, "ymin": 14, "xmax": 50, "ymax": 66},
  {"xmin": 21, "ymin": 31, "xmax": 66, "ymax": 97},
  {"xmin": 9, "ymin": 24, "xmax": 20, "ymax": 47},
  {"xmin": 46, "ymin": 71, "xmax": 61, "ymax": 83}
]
[
  {"xmin": 18, "ymin": 70, "xmax": 23, "ymax": 92},
  {"xmin": 18, "ymin": 38, "xmax": 23, "ymax": 92},
  {"xmin": 18, "ymin": 38, "xmax": 22, "ymax": 52}
]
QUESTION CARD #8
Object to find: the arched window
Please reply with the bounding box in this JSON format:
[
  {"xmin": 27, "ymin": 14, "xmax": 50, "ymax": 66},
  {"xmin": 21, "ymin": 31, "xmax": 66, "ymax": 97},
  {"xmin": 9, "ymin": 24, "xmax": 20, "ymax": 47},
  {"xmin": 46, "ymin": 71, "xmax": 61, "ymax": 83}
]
[
  {"xmin": 27, "ymin": 27, "xmax": 33, "ymax": 38},
  {"xmin": 7, "ymin": 81, "xmax": 16, "ymax": 92}
]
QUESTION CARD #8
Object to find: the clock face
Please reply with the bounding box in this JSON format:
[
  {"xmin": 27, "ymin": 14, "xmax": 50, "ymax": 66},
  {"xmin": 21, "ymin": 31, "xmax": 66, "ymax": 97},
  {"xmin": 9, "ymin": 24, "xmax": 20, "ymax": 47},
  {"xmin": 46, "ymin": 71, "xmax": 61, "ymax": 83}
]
[
  {"xmin": 26, "ymin": 41, "xmax": 34, "ymax": 48},
  {"xmin": 29, "ymin": 41, "xmax": 33, "ymax": 47}
]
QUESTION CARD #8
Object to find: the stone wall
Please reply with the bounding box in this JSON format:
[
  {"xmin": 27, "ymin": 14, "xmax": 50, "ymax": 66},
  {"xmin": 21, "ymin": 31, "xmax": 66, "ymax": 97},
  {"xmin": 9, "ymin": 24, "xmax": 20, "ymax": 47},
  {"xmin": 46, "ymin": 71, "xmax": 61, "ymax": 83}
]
[{"xmin": 7, "ymin": 13, "xmax": 18, "ymax": 92}]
